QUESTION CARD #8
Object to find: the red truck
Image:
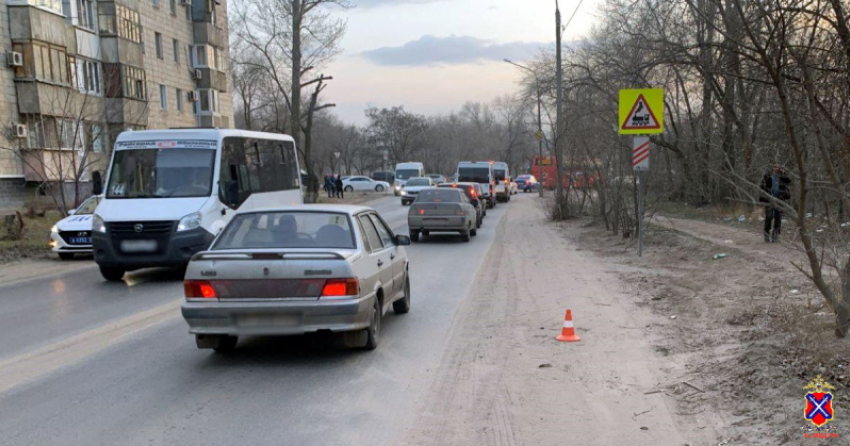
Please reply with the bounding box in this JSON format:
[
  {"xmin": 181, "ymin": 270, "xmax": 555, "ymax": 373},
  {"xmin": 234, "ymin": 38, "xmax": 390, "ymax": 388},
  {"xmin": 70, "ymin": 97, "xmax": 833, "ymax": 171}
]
[{"xmin": 531, "ymin": 156, "xmax": 602, "ymax": 189}]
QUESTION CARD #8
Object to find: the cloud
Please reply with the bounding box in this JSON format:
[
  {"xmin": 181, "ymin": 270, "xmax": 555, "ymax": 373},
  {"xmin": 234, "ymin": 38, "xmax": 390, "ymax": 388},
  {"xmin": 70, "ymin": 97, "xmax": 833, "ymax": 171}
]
[
  {"xmin": 361, "ymin": 35, "xmax": 548, "ymax": 66},
  {"xmin": 351, "ymin": 0, "xmax": 445, "ymax": 10}
]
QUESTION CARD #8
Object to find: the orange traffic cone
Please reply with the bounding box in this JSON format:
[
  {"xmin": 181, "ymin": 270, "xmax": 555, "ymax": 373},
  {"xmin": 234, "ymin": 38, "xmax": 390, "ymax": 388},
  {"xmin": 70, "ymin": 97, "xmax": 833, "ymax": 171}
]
[{"xmin": 556, "ymin": 309, "xmax": 581, "ymax": 342}]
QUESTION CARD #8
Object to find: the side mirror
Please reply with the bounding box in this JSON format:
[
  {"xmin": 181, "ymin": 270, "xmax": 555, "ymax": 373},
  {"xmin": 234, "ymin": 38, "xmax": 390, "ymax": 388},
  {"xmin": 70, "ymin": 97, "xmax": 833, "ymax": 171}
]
[
  {"xmin": 68, "ymin": 209, "xmax": 77, "ymax": 215},
  {"xmin": 92, "ymin": 171, "xmax": 103, "ymax": 196},
  {"xmin": 395, "ymin": 235, "xmax": 411, "ymax": 246}
]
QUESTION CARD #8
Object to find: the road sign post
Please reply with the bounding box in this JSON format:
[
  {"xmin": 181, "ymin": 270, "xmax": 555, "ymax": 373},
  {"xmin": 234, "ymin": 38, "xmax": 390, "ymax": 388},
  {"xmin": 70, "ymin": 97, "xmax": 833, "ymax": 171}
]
[
  {"xmin": 620, "ymin": 89, "xmax": 663, "ymax": 257},
  {"xmin": 632, "ymin": 137, "xmax": 649, "ymax": 257}
]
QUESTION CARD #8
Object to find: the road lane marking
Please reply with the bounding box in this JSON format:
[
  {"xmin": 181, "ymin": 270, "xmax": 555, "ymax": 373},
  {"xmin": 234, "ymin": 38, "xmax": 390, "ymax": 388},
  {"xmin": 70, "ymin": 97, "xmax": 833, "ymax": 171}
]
[{"xmin": 0, "ymin": 298, "xmax": 181, "ymax": 394}]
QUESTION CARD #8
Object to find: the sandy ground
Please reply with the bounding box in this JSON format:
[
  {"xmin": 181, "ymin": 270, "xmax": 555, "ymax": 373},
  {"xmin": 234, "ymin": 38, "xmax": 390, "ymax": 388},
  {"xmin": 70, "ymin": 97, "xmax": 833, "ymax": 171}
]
[
  {"xmin": 568, "ymin": 213, "xmax": 849, "ymax": 445},
  {"xmin": 396, "ymin": 195, "xmax": 719, "ymax": 446}
]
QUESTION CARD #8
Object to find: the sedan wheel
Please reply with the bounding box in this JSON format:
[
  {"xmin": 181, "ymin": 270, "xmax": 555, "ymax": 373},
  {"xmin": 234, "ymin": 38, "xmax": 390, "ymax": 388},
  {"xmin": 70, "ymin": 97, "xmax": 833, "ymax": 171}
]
[
  {"xmin": 375, "ymin": 185, "xmax": 385, "ymax": 192},
  {"xmin": 409, "ymin": 230, "xmax": 419, "ymax": 242},
  {"xmin": 344, "ymin": 186, "xmax": 354, "ymax": 192},
  {"xmin": 393, "ymin": 277, "xmax": 411, "ymax": 314},
  {"xmin": 364, "ymin": 298, "xmax": 381, "ymax": 350},
  {"xmin": 460, "ymin": 228, "xmax": 471, "ymax": 242}
]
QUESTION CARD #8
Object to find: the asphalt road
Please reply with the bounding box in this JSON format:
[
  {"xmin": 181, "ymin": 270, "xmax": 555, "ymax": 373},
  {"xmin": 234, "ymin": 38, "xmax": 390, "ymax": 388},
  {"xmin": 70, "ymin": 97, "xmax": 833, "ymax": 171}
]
[{"xmin": 0, "ymin": 193, "xmax": 514, "ymax": 446}]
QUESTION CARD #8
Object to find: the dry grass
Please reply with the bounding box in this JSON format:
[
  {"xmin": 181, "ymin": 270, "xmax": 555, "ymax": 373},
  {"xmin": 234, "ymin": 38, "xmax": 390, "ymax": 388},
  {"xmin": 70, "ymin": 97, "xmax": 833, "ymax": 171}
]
[
  {"xmin": 565, "ymin": 219, "xmax": 848, "ymax": 445},
  {"xmin": 0, "ymin": 211, "xmax": 56, "ymax": 263}
]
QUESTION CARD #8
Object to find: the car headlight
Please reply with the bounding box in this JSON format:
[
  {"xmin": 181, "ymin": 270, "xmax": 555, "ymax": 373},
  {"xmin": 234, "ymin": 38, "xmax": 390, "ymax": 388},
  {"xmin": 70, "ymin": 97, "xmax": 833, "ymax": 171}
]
[
  {"xmin": 50, "ymin": 224, "xmax": 58, "ymax": 233},
  {"xmin": 177, "ymin": 212, "xmax": 202, "ymax": 232},
  {"xmin": 401, "ymin": 190, "xmax": 408, "ymax": 196},
  {"xmin": 92, "ymin": 214, "xmax": 106, "ymax": 233}
]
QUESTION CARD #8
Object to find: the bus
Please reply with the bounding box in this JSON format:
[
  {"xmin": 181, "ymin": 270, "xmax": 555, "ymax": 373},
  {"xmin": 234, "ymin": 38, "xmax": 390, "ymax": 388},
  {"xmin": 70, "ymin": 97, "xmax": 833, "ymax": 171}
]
[{"xmin": 92, "ymin": 129, "xmax": 302, "ymax": 281}]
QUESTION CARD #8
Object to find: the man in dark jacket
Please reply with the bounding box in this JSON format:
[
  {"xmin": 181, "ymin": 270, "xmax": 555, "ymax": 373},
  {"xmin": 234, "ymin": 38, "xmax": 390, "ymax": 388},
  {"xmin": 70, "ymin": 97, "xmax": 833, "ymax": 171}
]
[
  {"xmin": 759, "ymin": 163, "xmax": 792, "ymax": 242},
  {"xmin": 335, "ymin": 175, "xmax": 344, "ymax": 199}
]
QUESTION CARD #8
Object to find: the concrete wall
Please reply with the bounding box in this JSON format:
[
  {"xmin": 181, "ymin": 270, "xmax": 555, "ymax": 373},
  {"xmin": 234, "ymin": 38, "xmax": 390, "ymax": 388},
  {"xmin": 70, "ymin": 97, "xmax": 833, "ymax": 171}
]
[
  {"xmin": 139, "ymin": 0, "xmax": 199, "ymax": 130},
  {"xmin": 0, "ymin": 177, "xmax": 27, "ymax": 210},
  {"xmin": 0, "ymin": 3, "xmax": 23, "ymax": 179}
]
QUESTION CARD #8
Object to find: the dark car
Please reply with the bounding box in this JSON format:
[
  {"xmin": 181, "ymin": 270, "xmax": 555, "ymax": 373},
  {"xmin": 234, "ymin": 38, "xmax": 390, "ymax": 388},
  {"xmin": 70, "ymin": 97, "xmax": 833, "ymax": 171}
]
[
  {"xmin": 372, "ymin": 171, "xmax": 395, "ymax": 185},
  {"xmin": 515, "ymin": 174, "xmax": 538, "ymax": 192},
  {"xmin": 438, "ymin": 182, "xmax": 484, "ymax": 229}
]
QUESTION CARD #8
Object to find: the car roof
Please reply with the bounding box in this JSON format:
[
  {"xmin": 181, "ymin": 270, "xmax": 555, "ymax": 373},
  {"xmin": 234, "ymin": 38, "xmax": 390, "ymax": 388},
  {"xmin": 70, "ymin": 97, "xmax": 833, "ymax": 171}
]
[{"xmin": 235, "ymin": 204, "xmax": 374, "ymax": 216}]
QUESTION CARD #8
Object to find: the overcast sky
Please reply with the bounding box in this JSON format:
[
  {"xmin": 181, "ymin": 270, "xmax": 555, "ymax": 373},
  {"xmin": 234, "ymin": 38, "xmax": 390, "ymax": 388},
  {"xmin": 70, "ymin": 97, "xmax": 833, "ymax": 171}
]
[{"xmin": 323, "ymin": 0, "xmax": 602, "ymax": 125}]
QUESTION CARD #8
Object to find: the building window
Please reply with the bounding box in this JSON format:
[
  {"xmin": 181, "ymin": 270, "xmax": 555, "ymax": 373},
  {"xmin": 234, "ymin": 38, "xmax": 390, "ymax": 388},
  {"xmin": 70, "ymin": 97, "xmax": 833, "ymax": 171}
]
[
  {"xmin": 77, "ymin": 0, "xmax": 94, "ymax": 29},
  {"xmin": 195, "ymin": 89, "xmax": 219, "ymax": 115},
  {"xmin": 169, "ymin": 0, "xmax": 176, "ymax": 15},
  {"xmin": 193, "ymin": 45, "xmax": 218, "ymax": 68},
  {"xmin": 60, "ymin": 119, "xmax": 84, "ymax": 150},
  {"xmin": 116, "ymin": 5, "xmax": 142, "ymax": 43},
  {"xmin": 70, "ymin": 58, "xmax": 102, "ymax": 94},
  {"xmin": 122, "ymin": 65, "xmax": 146, "ymax": 100},
  {"xmin": 155, "ymin": 33, "xmax": 163, "ymax": 59},
  {"xmin": 25, "ymin": 0, "xmax": 63, "ymax": 15},
  {"xmin": 159, "ymin": 85, "xmax": 167, "ymax": 110},
  {"xmin": 176, "ymin": 88, "xmax": 184, "ymax": 112},
  {"xmin": 87, "ymin": 123, "xmax": 104, "ymax": 153},
  {"xmin": 188, "ymin": 44, "xmax": 194, "ymax": 66},
  {"xmin": 173, "ymin": 39, "xmax": 180, "ymax": 63},
  {"xmin": 13, "ymin": 43, "xmax": 69, "ymax": 84},
  {"xmin": 152, "ymin": 0, "xmax": 160, "ymax": 8},
  {"xmin": 185, "ymin": 0, "xmax": 192, "ymax": 20}
]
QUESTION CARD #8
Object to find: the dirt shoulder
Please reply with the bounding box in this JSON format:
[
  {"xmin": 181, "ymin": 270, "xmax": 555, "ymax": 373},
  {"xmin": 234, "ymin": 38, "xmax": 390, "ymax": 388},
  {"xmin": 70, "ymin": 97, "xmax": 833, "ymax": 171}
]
[
  {"xmin": 567, "ymin": 213, "xmax": 849, "ymax": 445},
  {"xmin": 396, "ymin": 196, "xmax": 718, "ymax": 446}
]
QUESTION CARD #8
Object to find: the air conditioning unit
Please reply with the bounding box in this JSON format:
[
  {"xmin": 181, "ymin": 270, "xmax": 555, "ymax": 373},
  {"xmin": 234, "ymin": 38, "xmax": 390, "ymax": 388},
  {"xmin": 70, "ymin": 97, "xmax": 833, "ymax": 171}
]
[
  {"xmin": 179, "ymin": 0, "xmax": 191, "ymax": 5},
  {"xmin": 14, "ymin": 124, "xmax": 27, "ymax": 139},
  {"xmin": 7, "ymin": 52, "xmax": 23, "ymax": 68},
  {"xmin": 187, "ymin": 91, "xmax": 198, "ymax": 101},
  {"xmin": 193, "ymin": 69, "xmax": 203, "ymax": 80}
]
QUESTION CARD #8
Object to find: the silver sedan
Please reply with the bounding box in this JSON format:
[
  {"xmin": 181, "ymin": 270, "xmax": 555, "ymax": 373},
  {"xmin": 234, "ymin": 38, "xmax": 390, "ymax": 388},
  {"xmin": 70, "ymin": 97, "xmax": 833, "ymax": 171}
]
[{"xmin": 181, "ymin": 205, "xmax": 411, "ymax": 352}]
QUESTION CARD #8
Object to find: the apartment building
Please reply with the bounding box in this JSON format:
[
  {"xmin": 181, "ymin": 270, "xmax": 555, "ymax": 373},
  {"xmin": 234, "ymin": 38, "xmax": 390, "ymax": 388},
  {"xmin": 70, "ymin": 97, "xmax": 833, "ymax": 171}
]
[{"xmin": 0, "ymin": 0, "xmax": 233, "ymax": 209}]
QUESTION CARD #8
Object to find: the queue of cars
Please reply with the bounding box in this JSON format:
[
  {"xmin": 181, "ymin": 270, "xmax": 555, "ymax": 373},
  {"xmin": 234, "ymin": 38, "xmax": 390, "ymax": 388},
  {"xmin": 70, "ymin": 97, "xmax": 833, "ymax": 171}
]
[{"xmin": 45, "ymin": 140, "xmax": 525, "ymax": 352}]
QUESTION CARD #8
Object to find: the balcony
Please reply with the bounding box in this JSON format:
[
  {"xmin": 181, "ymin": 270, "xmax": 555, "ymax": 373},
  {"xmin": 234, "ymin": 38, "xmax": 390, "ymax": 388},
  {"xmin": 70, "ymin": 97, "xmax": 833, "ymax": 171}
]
[
  {"xmin": 8, "ymin": 4, "xmax": 71, "ymax": 47},
  {"xmin": 20, "ymin": 148, "xmax": 84, "ymax": 182},
  {"xmin": 194, "ymin": 68, "xmax": 227, "ymax": 92},
  {"xmin": 16, "ymin": 82, "xmax": 105, "ymax": 118},
  {"xmin": 193, "ymin": 21, "xmax": 224, "ymax": 47},
  {"xmin": 105, "ymin": 98, "xmax": 148, "ymax": 126}
]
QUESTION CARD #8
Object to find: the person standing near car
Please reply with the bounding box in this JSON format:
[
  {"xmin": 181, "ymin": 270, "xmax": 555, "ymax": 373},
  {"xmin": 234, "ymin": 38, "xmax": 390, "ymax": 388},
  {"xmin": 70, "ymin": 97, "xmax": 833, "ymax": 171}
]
[
  {"xmin": 760, "ymin": 162, "xmax": 792, "ymax": 243},
  {"xmin": 325, "ymin": 175, "xmax": 334, "ymax": 198},
  {"xmin": 335, "ymin": 175, "xmax": 344, "ymax": 199}
]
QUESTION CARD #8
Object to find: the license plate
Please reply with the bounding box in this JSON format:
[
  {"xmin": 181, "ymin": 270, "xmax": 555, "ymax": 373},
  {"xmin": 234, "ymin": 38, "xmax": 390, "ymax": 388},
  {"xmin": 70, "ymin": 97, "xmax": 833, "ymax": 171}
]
[
  {"xmin": 237, "ymin": 314, "xmax": 298, "ymax": 327},
  {"xmin": 70, "ymin": 237, "xmax": 91, "ymax": 245},
  {"xmin": 120, "ymin": 240, "xmax": 157, "ymax": 253}
]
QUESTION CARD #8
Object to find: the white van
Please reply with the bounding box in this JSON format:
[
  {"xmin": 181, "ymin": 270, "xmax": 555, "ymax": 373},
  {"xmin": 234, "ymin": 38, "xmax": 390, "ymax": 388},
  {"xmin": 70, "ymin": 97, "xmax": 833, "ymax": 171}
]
[
  {"xmin": 456, "ymin": 161, "xmax": 497, "ymax": 209},
  {"xmin": 92, "ymin": 129, "xmax": 302, "ymax": 281},
  {"xmin": 492, "ymin": 162, "xmax": 512, "ymax": 202},
  {"xmin": 394, "ymin": 162, "xmax": 425, "ymax": 196}
]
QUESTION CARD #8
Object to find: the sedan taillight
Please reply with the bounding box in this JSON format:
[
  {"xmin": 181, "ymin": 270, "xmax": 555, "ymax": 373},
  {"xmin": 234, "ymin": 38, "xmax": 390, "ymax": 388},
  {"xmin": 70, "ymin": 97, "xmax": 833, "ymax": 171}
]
[
  {"xmin": 184, "ymin": 280, "xmax": 217, "ymax": 299},
  {"xmin": 321, "ymin": 278, "xmax": 360, "ymax": 298}
]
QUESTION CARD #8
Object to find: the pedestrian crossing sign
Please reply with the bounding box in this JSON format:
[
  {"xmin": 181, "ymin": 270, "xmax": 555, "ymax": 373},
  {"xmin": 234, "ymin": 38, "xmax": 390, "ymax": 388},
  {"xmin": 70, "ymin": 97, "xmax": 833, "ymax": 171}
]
[{"xmin": 619, "ymin": 88, "xmax": 664, "ymax": 135}]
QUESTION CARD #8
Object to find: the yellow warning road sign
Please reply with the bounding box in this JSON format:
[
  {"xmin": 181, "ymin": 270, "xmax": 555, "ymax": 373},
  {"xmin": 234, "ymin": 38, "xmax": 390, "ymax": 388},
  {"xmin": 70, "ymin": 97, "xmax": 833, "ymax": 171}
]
[{"xmin": 619, "ymin": 88, "xmax": 664, "ymax": 135}]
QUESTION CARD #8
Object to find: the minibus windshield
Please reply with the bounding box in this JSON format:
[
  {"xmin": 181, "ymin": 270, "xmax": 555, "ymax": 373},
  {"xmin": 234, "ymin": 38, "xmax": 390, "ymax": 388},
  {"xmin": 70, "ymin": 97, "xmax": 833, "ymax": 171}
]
[{"xmin": 106, "ymin": 148, "xmax": 215, "ymax": 199}]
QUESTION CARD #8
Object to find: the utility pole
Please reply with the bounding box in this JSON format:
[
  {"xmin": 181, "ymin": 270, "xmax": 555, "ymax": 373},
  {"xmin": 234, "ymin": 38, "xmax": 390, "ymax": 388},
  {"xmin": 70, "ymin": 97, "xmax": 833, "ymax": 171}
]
[
  {"xmin": 554, "ymin": 0, "xmax": 566, "ymax": 210},
  {"xmin": 504, "ymin": 59, "xmax": 545, "ymax": 198}
]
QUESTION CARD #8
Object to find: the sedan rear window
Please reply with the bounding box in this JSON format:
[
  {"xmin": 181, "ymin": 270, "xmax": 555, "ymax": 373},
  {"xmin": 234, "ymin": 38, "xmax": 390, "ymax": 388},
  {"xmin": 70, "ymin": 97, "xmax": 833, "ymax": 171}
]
[
  {"xmin": 214, "ymin": 212, "xmax": 355, "ymax": 250},
  {"xmin": 415, "ymin": 189, "xmax": 461, "ymax": 203}
]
